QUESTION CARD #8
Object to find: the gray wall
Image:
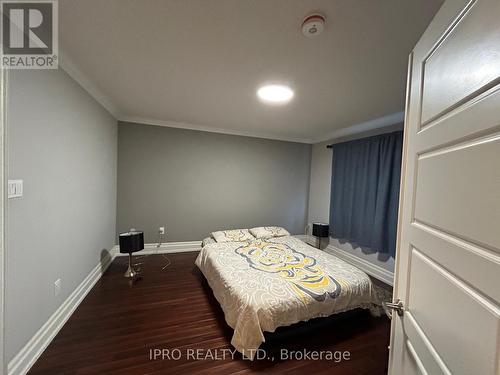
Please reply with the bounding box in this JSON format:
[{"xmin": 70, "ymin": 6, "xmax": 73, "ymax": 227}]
[
  {"xmin": 6, "ymin": 69, "xmax": 117, "ymax": 361},
  {"xmin": 117, "ymin": 122, "xmax": 311, "ymax": 242},
  {"xmin": 307, "ymin": 123, "xmax": 403, "ymax": 272}
]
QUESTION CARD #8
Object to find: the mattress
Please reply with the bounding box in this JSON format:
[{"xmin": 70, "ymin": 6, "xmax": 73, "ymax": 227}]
[{"xmin": 195, "ymin": 235, "xmax": 385, "ymax": 359}]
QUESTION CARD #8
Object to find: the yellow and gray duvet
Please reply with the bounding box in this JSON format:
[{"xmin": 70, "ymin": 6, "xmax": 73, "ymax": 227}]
[{"xmin": 195, "ymin": 236, "xmax": 384, "ymax": 359}]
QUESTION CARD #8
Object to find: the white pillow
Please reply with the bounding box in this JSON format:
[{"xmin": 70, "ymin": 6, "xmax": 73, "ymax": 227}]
[
  {"xmin": 211, "ymin": 229, "xmax": 255, "ymax": 243},
  {"xmin": 201, "ymin": 237, "xmax": 216, "ymax": 247},
  {"xmin": 249, "ymin": 226, "xmax": 290, "ymax": 239}
]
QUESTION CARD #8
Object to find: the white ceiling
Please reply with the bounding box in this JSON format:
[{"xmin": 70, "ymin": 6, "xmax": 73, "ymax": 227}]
[{"xmin": 59, "ymin": 0, "xmax": 443, "ymax": 143}]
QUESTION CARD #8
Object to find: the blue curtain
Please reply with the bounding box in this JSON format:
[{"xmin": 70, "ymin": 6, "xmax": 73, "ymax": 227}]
[{"xmin": 329, "ymin": 131, "xmax": 403, "ymax": 257}]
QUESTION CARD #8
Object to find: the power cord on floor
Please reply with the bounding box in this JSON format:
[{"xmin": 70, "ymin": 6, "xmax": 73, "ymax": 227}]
[
  {"xmin": 128, "ymin": 230, "xmax": 172, "ymax": 274},
  {"xmin": 157, "ymin": 231, "xmax": 171, "ymax": 271},
  {"xmin": 132, "ymin": 254, "xmax": 146, "ymax": 273},
  {"xmin": 161, "ymin": 253, "xmax": 171, "ymax": 271},
  {"xmin": 131, "ymin": 253, "xmax": 171, "ymax": 274}
]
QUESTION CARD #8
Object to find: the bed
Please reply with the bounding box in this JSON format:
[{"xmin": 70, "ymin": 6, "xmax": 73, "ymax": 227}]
[{"xmin": 195, "ymin": 231, "xmax": 386, "ymax": 359}]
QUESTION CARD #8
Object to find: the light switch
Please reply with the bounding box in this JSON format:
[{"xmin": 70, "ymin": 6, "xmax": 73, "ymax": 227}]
[{"xmin": 8, "ymin": 180, "xmax": 23, "ymax": 198}]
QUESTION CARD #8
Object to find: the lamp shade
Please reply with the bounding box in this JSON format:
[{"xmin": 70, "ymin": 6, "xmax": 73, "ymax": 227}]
[
  {"xmin": 312, "ymin": 223, "xmax": 329, "ymax": 238},
  {"xmin": 119, "ymin": 231, "xmax": 144, "ymax": 254}
]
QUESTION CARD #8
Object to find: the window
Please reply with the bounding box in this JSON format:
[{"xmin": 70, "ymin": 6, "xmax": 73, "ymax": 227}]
[{"xmin": 329, "ymin": 131, "xmax": 403, "ymax": 256}]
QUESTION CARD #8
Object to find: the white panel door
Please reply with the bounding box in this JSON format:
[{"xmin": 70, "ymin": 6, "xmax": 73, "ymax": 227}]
[{"xmin": 388, "ymin": 0, "xmax": 500, "ymax": 374}]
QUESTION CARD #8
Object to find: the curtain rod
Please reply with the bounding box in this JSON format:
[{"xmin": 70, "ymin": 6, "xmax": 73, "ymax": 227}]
[{"xmin": 326, "ymin": 129, "xmax": 403, "ymax": 149}]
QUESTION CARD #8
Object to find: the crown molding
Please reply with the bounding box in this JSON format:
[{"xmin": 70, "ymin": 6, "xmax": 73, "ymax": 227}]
[
  {"xmin": 118, "ymin": 115, "xmax": 314, "ymax": 144},
  {"xmin": 312, "ymin": 111, "xmax": 405, "ymax": 144},
  {"xmin": 58, "ymin": 50, "xmax": 120, "ymax": 118},
  {"xmin": 57, "ymin": 49, "xmax": 402, "ymax": 145}
]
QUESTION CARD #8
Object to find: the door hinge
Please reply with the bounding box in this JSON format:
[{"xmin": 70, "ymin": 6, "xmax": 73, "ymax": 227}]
[{"xmin": 383, "ymin": 299, "xmax": 405, "ymax": 319}]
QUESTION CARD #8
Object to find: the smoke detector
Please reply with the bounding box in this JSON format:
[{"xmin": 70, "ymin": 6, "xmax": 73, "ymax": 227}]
[{"xmin": 301, "ymin": 14, "xmax": 326, "ymax": 37}]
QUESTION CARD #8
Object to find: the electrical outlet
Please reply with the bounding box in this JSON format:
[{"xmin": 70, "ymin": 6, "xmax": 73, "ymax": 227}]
[
  {"xmin": 8, "ymin": 180, "xmax": 23, "ymax": 198},
  {"xmin": 54, "ymin": 278, "xmax": 62, "ymax": 297},
  {"xmin": 159, "ymin": 226, "xmax": 165, "ymax": 235}
]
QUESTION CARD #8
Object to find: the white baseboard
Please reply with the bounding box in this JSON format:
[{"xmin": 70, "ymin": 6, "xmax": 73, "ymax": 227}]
[
  {"xmin": 8, "ymin": 240, "xmax": 201, "ymax": 375},
  {"xmin": 294, "ymin": 235, "xmax": 393, "ymax": 285},
  {"xmin": 8, "ymin": 249, "xmax": 115, "ymax": 375},
  {"xmin": 112, "ymin": 240, "xmax": 201, "ymax": 256},
  {"xmin": 325, "ymin": 244, "xmax": 394, "ymax": 286}
]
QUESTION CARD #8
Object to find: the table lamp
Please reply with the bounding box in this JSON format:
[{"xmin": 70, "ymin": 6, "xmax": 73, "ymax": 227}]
[
  {"xmin": 312, "ymin": 223, "xmax": 329, "ymax": 249},
  {"xmin": 119, "ymin": 230, "xmax": 144, "ymax": 278}
]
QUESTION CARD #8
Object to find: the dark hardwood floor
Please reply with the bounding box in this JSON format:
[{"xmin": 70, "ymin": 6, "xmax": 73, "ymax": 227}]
[{"xmin": 29, "ymin": 252, "xmax": 390, "ymax": 375}]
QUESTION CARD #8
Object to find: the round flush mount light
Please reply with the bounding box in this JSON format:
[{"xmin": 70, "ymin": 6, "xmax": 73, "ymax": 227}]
[
  {"xmin": 257, "ymin": 84, "xmax": 294, "ymax": 104},
  {"xmin": 301, "ymin": 14, "xmax": 326, "ymax": 37}
]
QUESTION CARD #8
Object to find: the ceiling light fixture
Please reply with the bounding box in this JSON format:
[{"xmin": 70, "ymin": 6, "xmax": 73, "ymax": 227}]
[{"xmin": 257, "ymin": 84, "xmax": 294, "ymax": 104}]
